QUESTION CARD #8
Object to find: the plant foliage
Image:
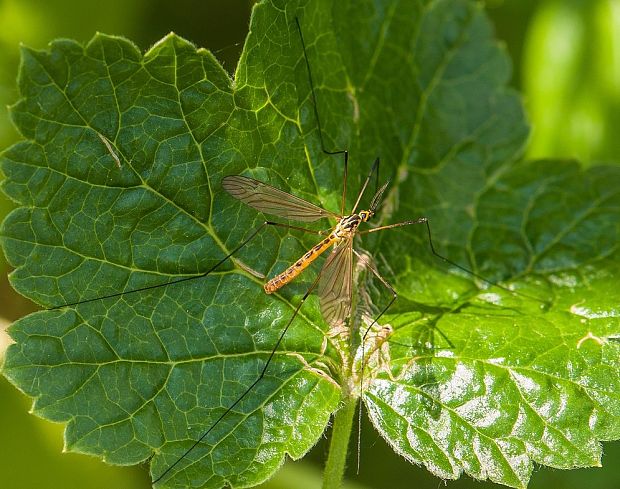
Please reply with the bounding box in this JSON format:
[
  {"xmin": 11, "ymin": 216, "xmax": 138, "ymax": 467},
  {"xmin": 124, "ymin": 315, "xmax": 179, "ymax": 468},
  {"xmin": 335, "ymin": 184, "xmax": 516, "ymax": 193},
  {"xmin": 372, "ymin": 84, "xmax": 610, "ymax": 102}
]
[{"xmin": 1, "ymin": 1, "xmax": 619, "ymax": 488}]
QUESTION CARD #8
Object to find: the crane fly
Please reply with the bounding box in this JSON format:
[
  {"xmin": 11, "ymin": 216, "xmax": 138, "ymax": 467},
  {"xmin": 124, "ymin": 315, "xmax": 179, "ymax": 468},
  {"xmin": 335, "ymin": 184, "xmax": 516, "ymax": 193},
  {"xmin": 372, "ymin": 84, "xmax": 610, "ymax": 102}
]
[{"xmin": 221, "ymin": 170, "xmax": 416, "ymax": 330}]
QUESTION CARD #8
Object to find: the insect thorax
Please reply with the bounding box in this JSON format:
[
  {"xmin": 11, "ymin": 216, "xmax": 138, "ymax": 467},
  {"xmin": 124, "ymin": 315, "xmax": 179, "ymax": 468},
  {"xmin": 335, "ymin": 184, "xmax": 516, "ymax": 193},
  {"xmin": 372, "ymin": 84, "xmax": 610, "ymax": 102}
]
[{"xmin": 335, "ymin": 210, "xmax": 372, "ymax": 239}]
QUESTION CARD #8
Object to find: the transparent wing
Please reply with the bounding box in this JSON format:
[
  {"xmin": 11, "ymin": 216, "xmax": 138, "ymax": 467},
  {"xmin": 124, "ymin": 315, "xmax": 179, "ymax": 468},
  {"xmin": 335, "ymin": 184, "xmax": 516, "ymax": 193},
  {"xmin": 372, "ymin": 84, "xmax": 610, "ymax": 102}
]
[
  {"xmin": 222, "ymin": 175, "xmax": 339, "ymax": 222},
  {"xmin": 318, "ymin": 238, "xmax": 353, "ymax": 328}
]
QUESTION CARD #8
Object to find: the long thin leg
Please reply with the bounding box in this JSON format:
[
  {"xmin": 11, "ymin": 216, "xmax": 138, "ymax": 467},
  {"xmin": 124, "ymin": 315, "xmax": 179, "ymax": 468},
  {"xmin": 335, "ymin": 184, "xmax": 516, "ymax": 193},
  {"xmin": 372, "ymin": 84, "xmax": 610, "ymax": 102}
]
[
  {"xmin": 420, "ymin": 220, "xmax": 541, "ymax": 300},
  {"xmin": 373, "ymin": 252, "xmax": 455, "ymax": 351},
  {"xmin": 352, "ymin": 157, "xmax": 380, "ymax": 213},
  {"xmin": 352, "ymin": 251, "xmax": 398, "ymax": 350},
  {"xmin": 51, "ymin": 221, "xmax": 326, "ymax": 310},
  {"xmin": 341, "ymin": 151, "xmax": 349, "ymax": 216},
  {"xmin": 359, "ymin": 217, "xmax": 428, "ymax": 235},
  {"xmin": 352, "ymin": 248, "xmax": 397, "ymax": 473},
  {"xmin": 363, "ymin": 218, "xmax": 544, "ymax": 303},
  {"xmin": 353, "ymin": 249, "xmax": 398, "ymax": 341},
  {"xmin": 266, "ymin": 220, "xmax": 329, "ymax": 236},
  {"xmin": 153, "ymin": 250, "xmax": 329, "ymax": 485},
  {"xmin": 295, "ymin": 17, "xmax": 348, "ymax": 215}
]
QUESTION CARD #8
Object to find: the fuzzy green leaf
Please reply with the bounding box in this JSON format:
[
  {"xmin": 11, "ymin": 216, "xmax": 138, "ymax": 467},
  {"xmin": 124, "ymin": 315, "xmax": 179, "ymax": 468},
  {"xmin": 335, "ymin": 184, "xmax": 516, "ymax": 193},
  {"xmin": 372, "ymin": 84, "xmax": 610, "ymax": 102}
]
[{"xmin": 1, "ymin": 1, "xmax": 619, "ymax": 489}]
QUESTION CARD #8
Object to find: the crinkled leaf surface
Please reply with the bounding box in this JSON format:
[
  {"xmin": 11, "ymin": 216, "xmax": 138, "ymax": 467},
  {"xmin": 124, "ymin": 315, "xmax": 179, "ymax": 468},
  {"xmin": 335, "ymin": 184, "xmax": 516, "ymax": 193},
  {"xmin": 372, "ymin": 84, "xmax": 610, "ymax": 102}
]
[{"xmin": 1, "ymin": 1, "xmax": 619, "ymax": 488}]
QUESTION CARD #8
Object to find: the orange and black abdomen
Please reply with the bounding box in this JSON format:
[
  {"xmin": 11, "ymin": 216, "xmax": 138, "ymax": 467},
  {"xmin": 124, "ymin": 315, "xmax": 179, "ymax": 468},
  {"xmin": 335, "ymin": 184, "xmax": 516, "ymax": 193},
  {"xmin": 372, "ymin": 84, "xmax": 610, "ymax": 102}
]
[{"xmin": 264, "ymin": 236, "xmax": 335, "ymax": 294}]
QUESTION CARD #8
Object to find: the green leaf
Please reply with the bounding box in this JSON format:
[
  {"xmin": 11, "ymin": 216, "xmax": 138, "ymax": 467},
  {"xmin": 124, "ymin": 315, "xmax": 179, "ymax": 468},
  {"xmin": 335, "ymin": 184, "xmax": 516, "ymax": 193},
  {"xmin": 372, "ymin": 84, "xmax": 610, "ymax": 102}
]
[
  {"xmin": 367, "ymin": 159, "xmax": 620, "ymax": 487},
  {"xmin": 1, "ymin": 1, "xmax": 619, "ymax": 489}
]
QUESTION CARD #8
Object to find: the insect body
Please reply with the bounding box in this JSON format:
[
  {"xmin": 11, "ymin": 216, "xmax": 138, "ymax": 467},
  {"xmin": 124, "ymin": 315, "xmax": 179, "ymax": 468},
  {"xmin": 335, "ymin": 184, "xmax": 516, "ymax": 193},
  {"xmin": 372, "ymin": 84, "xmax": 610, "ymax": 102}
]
[
  {"xmin": 222, "ymin": 173, "xmax": 395, "ymax": 328},
  {"xmin": 264, "ymin": 211, "xmax": 372, "ymax": 294}
]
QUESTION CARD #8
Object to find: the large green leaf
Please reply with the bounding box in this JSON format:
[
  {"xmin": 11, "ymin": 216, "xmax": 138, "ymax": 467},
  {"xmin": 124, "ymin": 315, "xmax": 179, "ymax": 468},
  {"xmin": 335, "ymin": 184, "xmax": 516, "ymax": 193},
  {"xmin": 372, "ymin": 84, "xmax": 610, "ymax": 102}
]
[{"xmin": 1, "ymin": 1, "xmax": 619, "ymax": 488}]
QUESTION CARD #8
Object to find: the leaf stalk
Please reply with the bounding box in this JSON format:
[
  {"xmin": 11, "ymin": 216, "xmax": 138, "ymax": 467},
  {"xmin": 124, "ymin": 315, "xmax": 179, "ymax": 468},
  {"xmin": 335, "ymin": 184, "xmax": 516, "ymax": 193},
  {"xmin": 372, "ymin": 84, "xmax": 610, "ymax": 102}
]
[{"xmin": 322, "ymin": 396, "xmax": 358, "ymax": 489}]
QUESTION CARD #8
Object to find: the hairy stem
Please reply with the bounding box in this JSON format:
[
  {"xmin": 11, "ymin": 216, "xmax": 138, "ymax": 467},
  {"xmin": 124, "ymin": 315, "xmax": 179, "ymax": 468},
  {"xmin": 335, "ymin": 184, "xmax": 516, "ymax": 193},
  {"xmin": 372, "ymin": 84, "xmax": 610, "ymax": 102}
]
[{"xmin": 322, "ymin": 395, "xmax": 358, "ymax": 489}]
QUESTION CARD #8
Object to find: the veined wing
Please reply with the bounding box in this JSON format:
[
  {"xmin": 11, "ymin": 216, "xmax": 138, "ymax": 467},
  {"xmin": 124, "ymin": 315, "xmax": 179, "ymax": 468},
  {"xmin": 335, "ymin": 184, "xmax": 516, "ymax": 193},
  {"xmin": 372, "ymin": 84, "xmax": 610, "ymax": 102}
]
[
  {"xmin": 222, "ymin": 175, "xmax": 339, "ymax": 222},
  {"xmin": 318, "ymin": 237, "xmax": 353, "ymax": 328}
]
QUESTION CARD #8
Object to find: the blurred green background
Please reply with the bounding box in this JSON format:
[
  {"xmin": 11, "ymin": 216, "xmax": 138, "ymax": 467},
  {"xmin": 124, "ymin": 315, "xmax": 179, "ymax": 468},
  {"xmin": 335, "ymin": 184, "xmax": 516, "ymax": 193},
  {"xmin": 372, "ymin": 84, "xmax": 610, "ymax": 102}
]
[{"xmin": 1, "ymin": 0, "xmax": 619, "ymax": 488}]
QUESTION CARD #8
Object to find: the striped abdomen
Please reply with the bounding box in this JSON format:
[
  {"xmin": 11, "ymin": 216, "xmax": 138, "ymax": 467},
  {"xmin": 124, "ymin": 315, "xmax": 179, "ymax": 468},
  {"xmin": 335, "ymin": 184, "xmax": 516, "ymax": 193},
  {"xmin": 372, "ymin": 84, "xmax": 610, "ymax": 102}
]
[{"xmin": 264, "ymin": 236, "xmax": 336, "ymax": 294}]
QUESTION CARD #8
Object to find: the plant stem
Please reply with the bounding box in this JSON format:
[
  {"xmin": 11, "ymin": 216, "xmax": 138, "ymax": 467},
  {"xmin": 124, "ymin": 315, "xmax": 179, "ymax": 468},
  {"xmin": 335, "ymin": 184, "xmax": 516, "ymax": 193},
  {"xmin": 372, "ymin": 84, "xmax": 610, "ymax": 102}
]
[{"xmin": 322, "ymin": 395, "xmax": 358, "ymax": 489}]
